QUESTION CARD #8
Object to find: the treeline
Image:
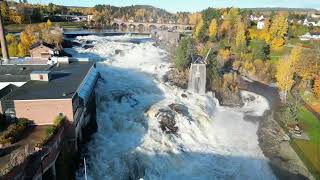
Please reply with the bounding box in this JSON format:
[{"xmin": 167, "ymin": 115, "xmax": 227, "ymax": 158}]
[
  {"xmin": 174, "ymin": 7, "xmax": 319, "ymax": 102},
  {"xmin": 3, "ymin": 20, "xmax": 63, "ymax": 57}
]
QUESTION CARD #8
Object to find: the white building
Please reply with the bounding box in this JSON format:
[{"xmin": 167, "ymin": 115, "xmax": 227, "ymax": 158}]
[
  {"xmin": 303, "ymin": 19, "xmax": 320, "ymax": 27},
  {"xmin": 257, "ymin": 20, "xmax": 265, "ymax": 29},
  {"xmin": 299, "ymin": 32, "xmax": 320, "ymax": 41}
]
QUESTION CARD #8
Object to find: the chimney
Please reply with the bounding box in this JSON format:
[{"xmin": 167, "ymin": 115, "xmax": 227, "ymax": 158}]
[{"xmin": 0, "ymin": 2, "xmax": 9, "ymax": 64}]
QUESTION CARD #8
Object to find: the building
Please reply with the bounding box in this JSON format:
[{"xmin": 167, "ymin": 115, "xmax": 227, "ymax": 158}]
[
  {"xmin": 29, "ymin": 42, "xmax": 58, "ymax": 60},
  {"xmin": 157, "ymin": 31, "xmax": 182, "ymax": 45},
  {"xmin": 0, "ymin": 61, "xmax": 99, "ymax": 143},
  {"xmin": 0, "ymin": 60, "xmax": 99, "ymax": 179},
  {"xmin": 0, "ymin": 65, "xmax": 50, "ymax": 90},
  {"xmin": 303, "ymin": 18, "xmax": 320, "ymax": 27},
  {"xmin": 299, "ymin": 32, "xmax": 320, "ymax": 41},
  {"xmin": 257, "ymin": 20, "xmax": 265, "ymax": 30}
]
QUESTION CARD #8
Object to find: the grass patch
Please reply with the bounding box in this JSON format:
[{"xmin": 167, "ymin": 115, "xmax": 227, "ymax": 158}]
[
  {"xmin": 291, "ymin": 139, "xmax": 320, "ymax": 180},
  {"xmin": 298, "ymin": 106, "xmax": 320, "ymax": 143},
  {"xmin": 300, "ymin": 92, "xmax": 320, "ymax": 113}
]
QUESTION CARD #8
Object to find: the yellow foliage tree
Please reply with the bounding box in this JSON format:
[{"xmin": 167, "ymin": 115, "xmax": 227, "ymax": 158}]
[
  {"xmin": 276, "ymin": 57, "xmax": 294, "ymax": 102},
  {"xmin": 269, "ymin": 13, "xmax": 288, "ymax": 49},
  {"xmin": 46, "ymin": 19, "xmax": 52, "ymax": 29},
  {"xmin": 235, "ymin": 18, "xmax": 246, "ymax": 52},
  {"xmin": 193, "ymin": 18, "xmax": 205, "ymax": 41},
  {"xmin": 208, "ymin": 19, "xmax": 218, "ymax": 40},
  {"xmin": 271, "ymin": 37, "xmax": 285, "ymax": 51},
  {"xmin": 260, "ymin": 18, "xmax": 271, "ymax": 43},
  {"xmin": 220, "ymin": 20, "xmax": 231, "ymax": 38},
  {"xmin": 218, "ymin": 48, "xmax": 231, "ymax": 61},
  {"xmin": 188, "ymin": 13, "xmax": 201, "ymax": 25},
  {"xmin": 313, "ymin": 76, "xmax": 320, "ymax": 98}
]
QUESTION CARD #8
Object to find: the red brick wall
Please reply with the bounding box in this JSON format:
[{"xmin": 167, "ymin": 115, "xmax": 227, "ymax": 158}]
[{"xmin": 14, "ymin": 99, "xmax": 74, "ymax": 125}]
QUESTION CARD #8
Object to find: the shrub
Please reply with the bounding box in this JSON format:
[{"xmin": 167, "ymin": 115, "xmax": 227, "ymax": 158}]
[
  {"xmin": 54, "ymin": 115, "xmax": 65, "ymax": 127},
  {"xmin": 0, "ymin": 118, "xmax": 32, "ymax": 145},
  {"xmin": 174, "ymin": 37, "xmax": 195, "ymax": 71}
]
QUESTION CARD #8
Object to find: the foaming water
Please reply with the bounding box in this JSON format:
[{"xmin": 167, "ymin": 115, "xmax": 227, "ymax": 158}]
[{"xmin": 72, "ymin": 35, "xmax": 276, "ymax": 180}]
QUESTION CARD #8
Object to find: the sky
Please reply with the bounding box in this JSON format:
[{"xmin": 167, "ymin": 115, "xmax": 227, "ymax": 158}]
[{"xmin": 25, "ymin": 0, "xmax": 320, "ymax": 12}]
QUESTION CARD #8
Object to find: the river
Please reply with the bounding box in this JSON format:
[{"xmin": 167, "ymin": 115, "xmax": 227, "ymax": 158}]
[{"xmin": 66, "ymin": 35, "xmax": 277, "ymax": 180}]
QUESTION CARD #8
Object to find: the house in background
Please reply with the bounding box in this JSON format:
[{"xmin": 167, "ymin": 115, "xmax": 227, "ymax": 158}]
[
  {"xmin": 30, "ymin": 42, "xmax": 59, "ymax": 60},
  {"xmin": 257, "ymin": 20, "xmax": 265, "ymax": 30}
]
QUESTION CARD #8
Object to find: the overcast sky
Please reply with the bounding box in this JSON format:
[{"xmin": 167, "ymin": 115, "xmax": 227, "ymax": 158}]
[{"xmin": 25, "ymin": 0, "xmax": 320, "ymax": 12}]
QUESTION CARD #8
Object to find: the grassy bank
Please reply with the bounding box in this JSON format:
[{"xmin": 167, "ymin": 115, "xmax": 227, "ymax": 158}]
[{"xmin": 291, "ymin": 105, "xmax": 320, "ymax": 179}]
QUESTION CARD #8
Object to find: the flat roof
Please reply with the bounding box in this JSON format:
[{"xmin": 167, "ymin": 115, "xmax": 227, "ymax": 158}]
[
  {"xmin": 0, "ymin": 65, "xmax": 50, "ymax": 82},
  {"xmin": 30, "ymin": 71, "xmax": 51, "ymax": 74},
  {"xmin": 2, "ymin": 62, "xmax": 94, "ymax": 100}
]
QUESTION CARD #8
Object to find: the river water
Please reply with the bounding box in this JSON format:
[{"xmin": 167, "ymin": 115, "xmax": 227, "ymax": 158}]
[{"xmin": 67, "ymin": 35, "xmax": 277, "ymax": 180}]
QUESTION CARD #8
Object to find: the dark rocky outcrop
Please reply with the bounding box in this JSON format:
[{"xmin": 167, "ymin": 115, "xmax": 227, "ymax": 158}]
[
  {"xmin": 163, "ymin": 69, "xmax": 188, "ymax": 89},
  {"xmin": 257, "ymin": 111, "xmax": 312, "ymax": 180},
  {"xmin": 155, "ymin": 109, "xmax": 178, "ymax": 134},
  {"xmin": 215, "ymin": 88, "xmax": 243, "ymax": 107}
]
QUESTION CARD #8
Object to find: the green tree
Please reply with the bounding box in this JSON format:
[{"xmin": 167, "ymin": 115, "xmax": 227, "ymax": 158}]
[{"xmin": 174, "ymin": 37, "xmax": 195, "ymax": 71}]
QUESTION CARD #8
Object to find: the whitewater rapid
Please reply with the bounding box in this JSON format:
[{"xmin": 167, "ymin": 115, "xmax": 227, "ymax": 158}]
[{"xmin": 69, "ymin": 35, "xmax": 277, "ymax": 180}]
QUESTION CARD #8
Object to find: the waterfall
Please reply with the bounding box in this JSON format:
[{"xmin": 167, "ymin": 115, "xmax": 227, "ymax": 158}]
[{"xmin": 188, "ymin": 63, "xmax": 206, "ymax": 94}]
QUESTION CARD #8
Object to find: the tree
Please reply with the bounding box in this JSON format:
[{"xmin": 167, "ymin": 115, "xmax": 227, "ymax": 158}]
[
  {"xmin": 206, "ymin": 49, "xmax": 222, "ymax": 90},
  {"xmin": 193, "ymin": 18, "xmax": 206, "ymax": 42},
  {"xmin": 276, "ymin": 57, "xmax": 294, "ymax": 103},
  {"xmin": 188, "ymin": 13, "xmax": 201, "ymax": 25},
  {"xmin": 208, "ymin": 19, "xmax": 218, "ymax": 41},
  {"xmin": 269, "ymin": 13, "xmax": 288, "ymax": 50},
  {"xmin": 46, "ymin": 19, "xmax": 52, "ymax": 29},
  {"xmin": 235, "ymin": 17, "xmax": 246, "ymax": 53},
  {"xmin": 174, "ymin": 37, "xmax": 194, "ymax": 71},
  {"xmin": 6, "ymin": 34, "xmax": 19, "ymax": 57},
  {"xmin": 313, "ymin": 76, "xmax": 320, "ymax": 98}
]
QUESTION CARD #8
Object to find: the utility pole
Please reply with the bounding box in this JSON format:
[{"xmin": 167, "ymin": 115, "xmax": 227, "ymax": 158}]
[{"xmin": 0, "ymin": 0, "xmax": 9, "ymax": 64}]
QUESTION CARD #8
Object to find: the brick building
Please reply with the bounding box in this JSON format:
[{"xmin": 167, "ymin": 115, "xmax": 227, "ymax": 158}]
[{"xmin": 0, "ymin": 61, "xmax": 99, "ymax": 142}]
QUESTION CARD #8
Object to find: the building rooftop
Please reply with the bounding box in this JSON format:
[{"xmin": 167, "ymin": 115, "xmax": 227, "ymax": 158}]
[
  {"xmin": 0, "ymin": 65, "xmax": 50, "ymax": 82},
  {"xmin": 2, "ymin": 62, "xmax": 94, "ymax": 100}
]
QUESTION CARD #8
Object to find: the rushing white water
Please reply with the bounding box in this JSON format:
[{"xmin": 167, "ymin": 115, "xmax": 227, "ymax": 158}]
[{"xmin": 70, "ymin": 35, "xmax": 277, "ymax": 180}]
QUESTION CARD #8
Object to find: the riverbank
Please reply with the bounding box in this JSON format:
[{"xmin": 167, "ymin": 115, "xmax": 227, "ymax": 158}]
[{"xmin": 240, "ymin": 78, "xmax": 315, "ymax": 180}]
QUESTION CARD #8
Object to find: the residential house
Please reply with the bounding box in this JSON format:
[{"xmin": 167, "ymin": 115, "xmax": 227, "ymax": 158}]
[{"xmin": 30, "ymin": 42, "xmax": 58, "ymax": 61}]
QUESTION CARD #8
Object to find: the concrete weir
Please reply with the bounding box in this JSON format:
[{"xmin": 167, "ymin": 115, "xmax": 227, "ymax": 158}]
[{"xmin": 188, "ymin": 63, "xmax": 206, "ymax": 95}]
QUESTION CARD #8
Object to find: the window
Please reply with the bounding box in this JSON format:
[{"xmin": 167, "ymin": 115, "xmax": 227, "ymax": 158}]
[{"xmin": 39, "ymin": 75, "xmax": 43, "ymax": 80}]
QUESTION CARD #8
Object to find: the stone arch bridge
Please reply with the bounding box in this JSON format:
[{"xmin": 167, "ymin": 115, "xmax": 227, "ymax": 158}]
[{"xmin": 111, "ymin": 20, "xmax": 194, "ymax": 32}]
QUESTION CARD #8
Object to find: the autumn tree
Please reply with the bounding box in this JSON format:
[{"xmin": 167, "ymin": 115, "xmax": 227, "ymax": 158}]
[
  {"xmin": 313, "ymin": 76, "xmax": 320, "ymax": 98},
  {"xmin": 276, "ymin": 57, "xmax": 294, "ymax": 103},
  {"xmin": 46, "ymin": 19, "xmax": 52, "ymax": 29},
  {"xmin": 208, "ymin": 19, "xmax": 218, "ymax": 41},
  {"xmin": 193, "ymin": 18, "xmax": 206, "ymax": 42},
  {"xmin": 188, "ymin": 13, "xmax": 201, "ymax": 25},
  {"xmin": 269, "ymin": 13, "xmax": 288, "ymax": 50},
  {"xmin": 235, "ymin": 17, "xmax": 246, "ymax": 53},
  {"xmin": 6, "ymin": 34, "xmax": 19, "ymax": 57}
]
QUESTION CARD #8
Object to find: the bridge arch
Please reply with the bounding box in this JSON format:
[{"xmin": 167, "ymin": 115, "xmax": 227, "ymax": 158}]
[
  {"xmin": 120, "ymin": 23, "xmax": 128, "ymax": 31},
  {"xmin": 185, "ymin": 26, "xmax": 193, "ymax": 30},
  {"xmin": 137, "ymin": 24, "xmax": 146, "ymax": 32},
  {"xmin": 128, "ymin": 24, "xmax": 136, "ymax": 31},
  {"xmin": 111, "ymin": 23, "xmax": 120, "ymax": 30},
  {"xmin": 149, "ymin": 24, "xmax": 157, "ymax": 31},
  {"xmin": 159, "ymin": 25, "xmax": 169, "ymax": 31}
]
